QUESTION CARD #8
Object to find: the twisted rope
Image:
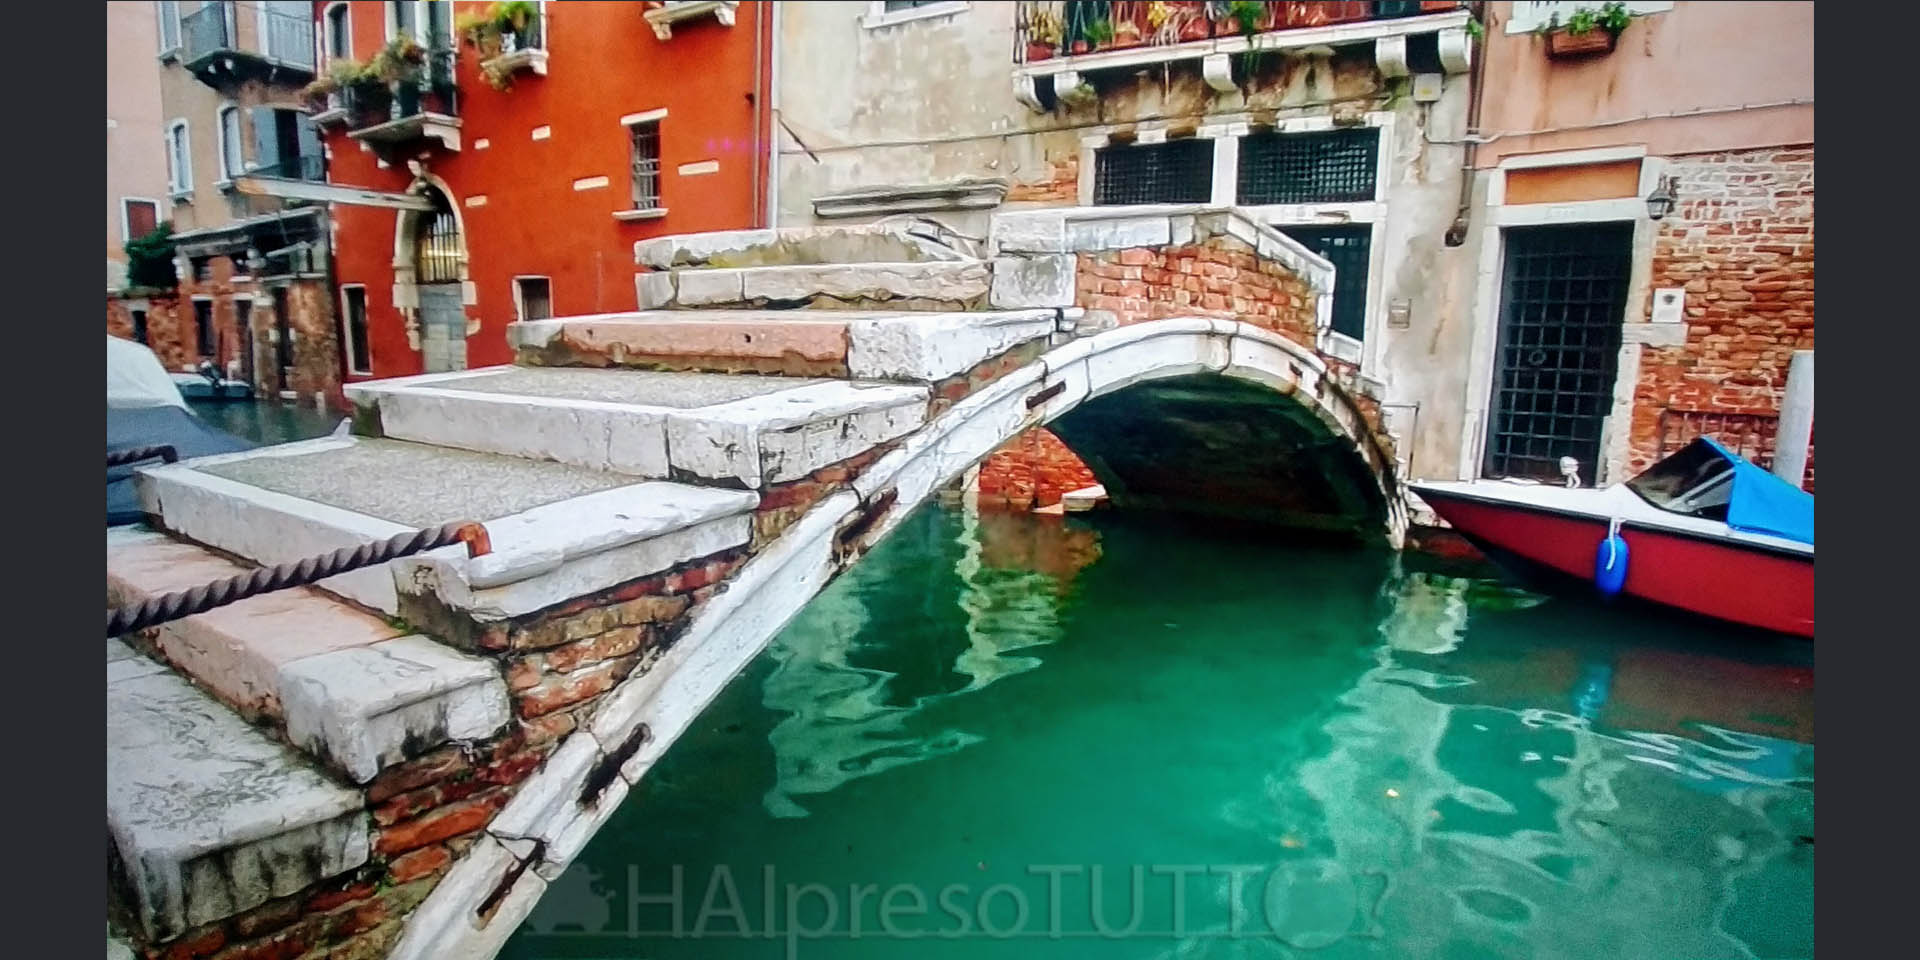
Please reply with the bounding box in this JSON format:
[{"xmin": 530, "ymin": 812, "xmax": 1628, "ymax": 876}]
[
  {"xmin": 107, "ymin": 445, "xmax": 178, "ymax": 468},
  {"xmin": 107, "ymin": 522, "xmax": 491, "ymax": 637}
]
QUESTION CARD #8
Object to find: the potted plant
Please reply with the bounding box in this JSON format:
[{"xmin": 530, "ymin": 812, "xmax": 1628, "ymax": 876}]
[
  {"xmin": 370, "ymin": 34, "xmax": 427, "ymax": 113},
  {"xmin": 1187, "ymin": 1, "xmax": 1223, "ymax": 40},
  {"xmin": 1026, "ymin": 6, "xmax": 1062, "ymax": 61},
  {"xmin": 1542, "ymin": 2, "xmax": 1632, "ymax": 58},
  {"xmin": 1110, "ymin": 1, "xmax": 1145, "ymax": 48}
]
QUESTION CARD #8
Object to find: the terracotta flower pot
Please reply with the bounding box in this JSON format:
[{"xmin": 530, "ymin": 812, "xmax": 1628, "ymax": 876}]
[
  {"xmin": 1546, "ymin": 27, "xmax": 1617, "ymax": 58},
  {"xmin": 1027, "ymin": 41, "xmax": 1056, "ymax": 61}
]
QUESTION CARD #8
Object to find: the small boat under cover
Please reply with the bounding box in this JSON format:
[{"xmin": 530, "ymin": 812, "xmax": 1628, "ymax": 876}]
[{"xmin": 1412, "ymin": 438, "xmax": 1813, "ymax": 638}]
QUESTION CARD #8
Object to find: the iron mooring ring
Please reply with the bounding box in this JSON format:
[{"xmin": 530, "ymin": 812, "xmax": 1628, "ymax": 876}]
[{"xmin": 106, "ymin": 521, "xmax": 492, "ymax": 638}]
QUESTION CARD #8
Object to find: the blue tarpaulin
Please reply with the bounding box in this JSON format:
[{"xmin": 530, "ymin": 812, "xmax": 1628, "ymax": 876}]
[{"xmin": 1701, "ymin": 436, "xmax": 1815, "ymax": 545}]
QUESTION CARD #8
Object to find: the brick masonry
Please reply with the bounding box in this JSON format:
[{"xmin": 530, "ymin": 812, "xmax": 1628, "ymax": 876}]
[
  {"xmin": 107, "ymin": 253, "xmax": 348, "ymax": 412},
  {"xmin": 978, "ymin": 233, "xmax": 1332, "ymax": 510},
  {"xmin": 1005, "ymin": 154, "xmax": 1080, "ymax": 205},
  {"xmin": 1632, "ymin": 145, "xmax": 1814, "ymax": 489}
]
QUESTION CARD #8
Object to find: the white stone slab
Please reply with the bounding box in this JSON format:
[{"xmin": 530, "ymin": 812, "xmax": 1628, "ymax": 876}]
[
  {"xmin": 733, "ymin": 261, "xmax": 991, "ymax": 304},
  {"xmin": 356, "ymin": 385, "xmax": 673, "ymax": 477},
  {"xmin": 137, "ymin": 463, "xmax": 413, "ymax": 615},
  {"xmin": 845, "ymin": 310, "xmax": 1056, "ymax": 382},
  {"xmin": 108, "ymin": 668, "xmax": 367, "ymax": 942},
  {"xmin": 989, "ymin": 254, "xmax": 1076, "ymax": 309},
  {"xmin": 634, "ymin": 229, "xmax": 777, "ymax": 268},
  {"xmin": 279, "ymin": 635, "xmax": 511, "ymax": 783},
  {"xmin": 663, "ymin": 381, "xmax": 929, "ymax": 487},
  {"xmin": 673, "ymin": 268, "xmax": 746, "ymax": 305},
  {"xmin": 635, "ymin": 270, "xmax": 676, "ymax": 311}
]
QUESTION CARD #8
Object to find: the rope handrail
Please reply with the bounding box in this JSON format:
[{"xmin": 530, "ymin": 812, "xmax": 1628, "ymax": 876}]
[
  {"xmin": 107, "ymin": 522, "xmax": 492, "ymax": 638},
  {"xmin": 107, "ymin": 445, "xmax": 179, "ymax": 468}
]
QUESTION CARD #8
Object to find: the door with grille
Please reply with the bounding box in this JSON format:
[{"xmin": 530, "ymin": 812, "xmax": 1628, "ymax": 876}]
[
  {"xmin": 414, "ymin": 190, "xmax": 466, "ymax": 373},
  {"xmin": 1483, "ymin": 223, "xmax": 1633, "ymax": 485}
]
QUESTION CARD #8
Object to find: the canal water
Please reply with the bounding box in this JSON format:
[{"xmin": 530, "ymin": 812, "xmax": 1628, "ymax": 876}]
[
  {"xmin": 501, "ymin": 504, "xmax": 1813, "ymax": 960},
  {"xmin": 184, "ymin": 399, "xmax": 343, "ymax": 445}
]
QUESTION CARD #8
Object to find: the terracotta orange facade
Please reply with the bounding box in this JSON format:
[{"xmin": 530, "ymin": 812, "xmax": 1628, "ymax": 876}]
[{"xmin": 319, "ymin": 1, "xmax": 773, "ymax": 380}]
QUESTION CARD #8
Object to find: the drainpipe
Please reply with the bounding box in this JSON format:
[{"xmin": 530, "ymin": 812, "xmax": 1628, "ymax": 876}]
[
  {"xmin": 1443, "ymin": 1, "xmax": 1488, "ymax": 247},
  {"xmin": 751, "ymin": 1, "xmax": 766, "ymax": 228}
]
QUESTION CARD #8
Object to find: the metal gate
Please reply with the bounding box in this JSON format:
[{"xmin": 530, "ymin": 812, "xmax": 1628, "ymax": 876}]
[{"xmin": 1483, "ymin": 222, "xmax": 1633, "ymax": 485}]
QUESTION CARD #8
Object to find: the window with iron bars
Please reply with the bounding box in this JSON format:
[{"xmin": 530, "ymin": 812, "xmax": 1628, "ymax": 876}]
[
  {"xmin": 1237, "ymin": 127, "xmax": 1380, "ymax": 205},
  {"xmin": 1093, "ymin": 138, "xmax": 1215, "ymax": 206},
  {"xmin": 1279, "ymin": 225, "xmax": 1371, "ymax": 342},
  {"xmin": 630, "ymin": 121, "xmax": 662, "ymax": 211}
]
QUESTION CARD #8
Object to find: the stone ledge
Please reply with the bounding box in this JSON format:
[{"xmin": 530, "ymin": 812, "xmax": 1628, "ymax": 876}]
[
  {"xmin": 634, "ymin": 221, "xmax": 975, "ymax": 269},
  {"xmin": 280, "ymin": 635, "xmax": 512, "ymax": 783},
  {"xmin": 108, "ymin": 651, "xmax": 368, "ymax": 944},
  {"xmin": 989, "ymin": 204, "xmax": 1337, "ymax": 294}
]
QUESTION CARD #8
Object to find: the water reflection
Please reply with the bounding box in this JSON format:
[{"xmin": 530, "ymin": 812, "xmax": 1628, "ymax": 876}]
[{"xmin": 759, "ymin": 505, "xmax": 1103, "ymax": 818}]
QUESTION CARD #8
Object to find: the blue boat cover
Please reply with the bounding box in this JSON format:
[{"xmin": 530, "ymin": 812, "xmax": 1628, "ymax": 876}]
[{"xmin": 1701, "ymin": 436, "xmax": 1815, "ymax": 545}]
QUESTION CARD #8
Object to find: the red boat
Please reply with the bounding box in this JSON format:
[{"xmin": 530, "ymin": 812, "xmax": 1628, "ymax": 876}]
[{"xmin": 1412, "ymin": 438, "xmax": 1814, "ymax": 638}]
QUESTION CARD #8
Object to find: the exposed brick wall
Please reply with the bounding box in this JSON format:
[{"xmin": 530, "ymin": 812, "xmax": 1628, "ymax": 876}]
[
  {"xmin": 1630, "ymin": 145, "xmax": 1814, "ymax": 487},
  {"xmin": 977, "ymin": 427, "xmax": 1100, "ymax": 509},
  {"xmin": 980, "ymin": 233, "xmax": 1328, "ymax": 511},
  {"xmin": 1006, "ymin": 154, "xmax": 1081, "ymax": 205},
  {"xmin": 108, "ymin": 295, "xmax": 191, "ymax": 373}
]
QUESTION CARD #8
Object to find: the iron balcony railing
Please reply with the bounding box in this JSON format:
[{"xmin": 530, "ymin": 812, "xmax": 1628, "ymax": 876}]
[
  {"xmin": 182, "ymin": 2, "xmax": 316, "ymax": 74},
  {"xmin": 341, "ymin": 47, "xmax": 461, "ymax": 129},
  {"xmin": 1014, "ymin": 1, "xmax": 1461, "ymax": 64},
  {"xmin": 248, "ymin": 154, "xmax": 327, "ymax": 183}
]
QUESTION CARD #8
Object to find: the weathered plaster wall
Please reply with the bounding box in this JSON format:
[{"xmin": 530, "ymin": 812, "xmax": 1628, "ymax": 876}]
[
  {"xmin": 109, "ymin": 2, "xmax": 169, "ymax": 290},
  {"xmin": 1476, "ymin": 1, "xmax": 1813, "ymax": 166}
]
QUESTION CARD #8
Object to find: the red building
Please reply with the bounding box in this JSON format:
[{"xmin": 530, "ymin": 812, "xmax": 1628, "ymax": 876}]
[{"xmin": 314, "ymin": 0, "xmax": 771, "ymax": 380}]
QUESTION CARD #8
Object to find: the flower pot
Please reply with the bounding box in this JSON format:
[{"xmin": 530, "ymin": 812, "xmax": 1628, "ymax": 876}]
[
  {"xmin": 1546, "ymin": 27, "xmax": 1617, "ymax": 58},
  {"xmin": 1071, "ymin": 39, "xmax": 1091, "ymax": 54},
  {"xmin": 1027, "ymin": 41, "xmax": 1056, "ymax": 61},
  {"xmin": 1179, "ymin": 16, "xmax": 1212, "ymax": 41}
]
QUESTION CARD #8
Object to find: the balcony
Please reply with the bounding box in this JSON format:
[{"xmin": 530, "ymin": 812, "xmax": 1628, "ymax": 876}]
[
  {"xmin": 343, "ymin": 49, "xmax": 463, "ymax": 154},
  {"xmin": 480, "ymin": 13, "xmax": 548, "ymax": 79},
  {"xmin": 181, "ymin": 2, "xmax": 315, "ymax": 85},
  {"xmin": 643, "ymin": 1, "xmax": 741, "ymax": 40},
  {"xmin": 1011, "ymin": 1, "xmax": 1472, "ymax": 108}
]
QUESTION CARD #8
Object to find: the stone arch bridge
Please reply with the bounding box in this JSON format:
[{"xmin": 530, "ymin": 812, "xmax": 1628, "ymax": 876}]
[{"xmin": 106, "ymin": 206, "xmax": 1405, "ymax": 959}]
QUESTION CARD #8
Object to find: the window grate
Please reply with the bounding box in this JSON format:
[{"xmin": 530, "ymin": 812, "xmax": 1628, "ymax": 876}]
[
  {"xmin": 1093, "ymin": 139, "xmax": 1215, "ymax": 206},
  {"xmin": 414, "ymin": 190, "xmax": 462, "ymax": 284},
  {"xmin": 630, "ymin": 121, "xmax": 662, "ymax": 210},
  {"xmin": 1237, "ymin": 128, "xmax": 1380, "ymax": 205},
  {"xmin": 1280, "ymin": 225, "xmax": 1370, "ymax": 342},
  {"xmin": 1484, "ymin": 223, "xmax": 1633, "ymax": 485}
]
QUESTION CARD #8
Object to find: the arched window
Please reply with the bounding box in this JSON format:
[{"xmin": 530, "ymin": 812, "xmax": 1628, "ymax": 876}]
[
  {"xmin": 325, "ymin": 2, "xmax": 351, "ymax": 60},
  {"xmin": 167, "ymin": 119, "xmax": 192, "ymax": 195},
  {"xmin": 413, "ymin": 188, "xmax": 462, "ymax": 284}
]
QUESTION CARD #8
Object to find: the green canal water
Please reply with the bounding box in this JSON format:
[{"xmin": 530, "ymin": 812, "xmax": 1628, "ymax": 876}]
[{"xmin": 500, "ymin": 504, "xmax": 1813, "ymax": 960}]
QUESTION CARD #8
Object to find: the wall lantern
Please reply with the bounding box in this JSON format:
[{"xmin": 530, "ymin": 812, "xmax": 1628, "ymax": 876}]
[{"xmin": 1645, "ymin": 176, "xmax": 1679, "ymax": 220}]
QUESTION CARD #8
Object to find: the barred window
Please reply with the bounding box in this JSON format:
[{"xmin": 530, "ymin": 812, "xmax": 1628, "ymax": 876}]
[
  {"xmin": 1237, "ymin": 128, "xmax": 1380, "ymax": 205},
  {"xmin": 630, "ymin": 121, "xmax": 662, "ymax": 211},
  {"xmin": 1281, "ymin": 225, "xmax": 1372, "ymax": 342},
  {"xmin": 1093, "ymin": 139, "xmax": 1215, "ymax": 206}
]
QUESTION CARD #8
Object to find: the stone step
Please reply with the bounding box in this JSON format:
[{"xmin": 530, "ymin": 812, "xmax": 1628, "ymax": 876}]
[
  {"xmin": 639, "ymin": 260, "xmax": 995, "ymax": 310},
  {"xmin": 633, "ymin": 221, "xmax": 979, "ymax": 270},
  {"xmin": 108, "ymin": 638, "xmax": 369, "ymax": 944},
  {"xmin": 133, "ymin": 436, "xmax": 757, "ymax": 621},
  {"xmin": 108, "ymin": 526, "xmax": 511, "ymax": 783},
  {"xmin": 509, "ymin": 308, "xmax": 1063, "ymax": 382},
  {"xmin": 346, "ymin": 366, "xmax": 928, "ymax": 488}
]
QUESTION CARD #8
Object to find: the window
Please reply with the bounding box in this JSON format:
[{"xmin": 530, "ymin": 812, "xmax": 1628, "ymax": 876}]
[
  {"xmin": 514, "ymin": 277, "xmax": 553, "ymax": 321},
  {"xmin": 341, "ymin": 286, "xmax": 371, "ymax": 374},
  {"xmin": 1280, "ymin": 226, "xmax": 1372, "ymax": 342},
  {"xmin": 863, "ymin": 0, "xmax": 968, "ymax": 27},
  {"xmin": 887, "ymin": 1, "xmax": 942, "ymax": 9},
  {"xmin": 414, "ymin": 189, "xmax": 463, "ymax": 284},
  {"xmin": 1237, "ymin": 128, "xmax": 1380, "ymax": 205},
  {"xmin": 229, "ymin": 254, "xmax": 251, "ymax": 281},
  {"xmin": 1093, "ymin": 139, "xmax": 1215, "ymax": 205},
  {"xmin": 167, "ymin": 120, "xmax": 192, "ymax": 197},
  {"xmin": 390, "ymin": 0, "xmax": 418, "ymax": 38},
  {"xmin": 326, "ymin": 3, "xmax": 352, "ymax": 59},
  {"xmin": 193, "ymin": 257, "xmax": 214, "ymax": 283},
  {"xmin": 219, "ymin": 106, "xmax": 245, "ymax": 180},
  {"xmin": 121, "ymin": 199, "xmax": 160, "ymax": 242},
  {"xmin": 131, "ymin": 310, "xmax": 149, "ymax": 345},
  {"xmin": 157, "ymin": 0, "xmax": 181, "ymax": 55},
  {"xmin": 193, "ymin": 300, "xmax": 215, "ymax": 358},
  {"xmin": 629, "ymin": 120, "xmax": 662, "ymax": 210}
]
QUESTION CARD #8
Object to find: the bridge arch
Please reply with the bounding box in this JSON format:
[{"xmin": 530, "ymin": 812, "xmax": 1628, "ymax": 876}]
[{"xmin": 386, "ymin": 316, "xmax": 1403, "ymax": 957}]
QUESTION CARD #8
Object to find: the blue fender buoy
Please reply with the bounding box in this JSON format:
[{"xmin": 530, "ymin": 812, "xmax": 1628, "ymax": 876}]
[{"xmin": 1594, "ymin": 518, "xmax": 1628, "ymax": 596}]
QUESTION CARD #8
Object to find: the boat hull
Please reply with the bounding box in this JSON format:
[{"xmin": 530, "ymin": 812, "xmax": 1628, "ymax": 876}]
[{"xmin": 1415, "ymin": 487, "xmax": 1814, "ymax": 638}]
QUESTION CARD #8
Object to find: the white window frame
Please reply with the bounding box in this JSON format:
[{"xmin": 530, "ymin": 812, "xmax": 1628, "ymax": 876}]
[
  {"xmin": 167, "ymin": 119, "xmax": 194, "ymax": 199},
  {"xmin": 120, "ymin": 197, "xmax": 161, "ymax": 244},
  {"xmin": 157, "ymin": 0, "xmax": 182, "ymax": 58},
  {"xmin": 217, "ymin": 104, "xmax": 245, "ymax": 183},
  {"xmin": 387, "ymin": 0, "xmax": 449, "ymax": 45},
  {"xmin": 617, "ymin": 109, "xmax": 669, "ymax": 219},
  {"xmin": 1075, "ymin": 111, "xmax": 1395, "ymax": 373},
  {"xmin": 861, "ymin": 1, "xmax": 969, "ymax": 30},
  {"xmin": 322, "ymin": 2, "xmax": 353, "ymax": 61},
  {"xmin": 511, "ymin": 275, "xmax": 554, "ymax": 322},
  {"xmin": 339, "ymin": 283, "xmax": 372, "ymax": 375}
]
